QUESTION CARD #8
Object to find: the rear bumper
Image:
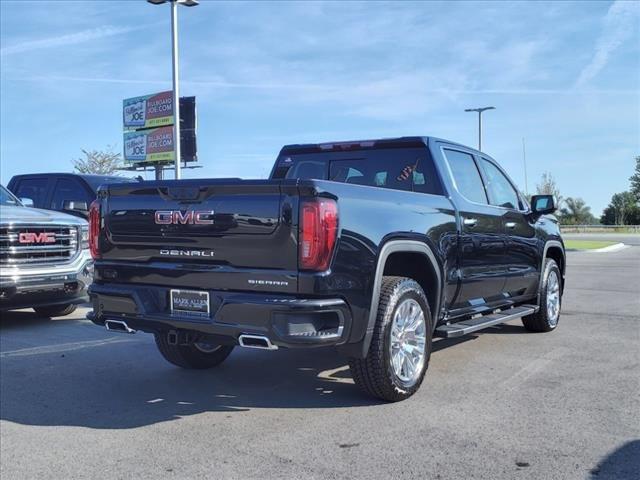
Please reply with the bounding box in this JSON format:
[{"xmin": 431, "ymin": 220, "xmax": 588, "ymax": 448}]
[
  {"xmin": 0, "ymin": 255, "xmax": 93, "ymax": 310},
  {"xmin": 88, "ymin": 282, "xmax": 352, "ymax": 349}
]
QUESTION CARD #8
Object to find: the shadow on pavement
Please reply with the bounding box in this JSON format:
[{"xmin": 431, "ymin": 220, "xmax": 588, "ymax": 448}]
[
  {"xmin": 1, "ymin": 330, "xmax": 385, "ymax": 429},
  {"xmin": 0, "ymin": 309, "xmax": 53, "ymax": 329},
  {"xmin": 0, "ymin": 307, "xmax": 92, "ymax": 330},
  {"xmin": 482, "ymin": 324, "xmax": 529, "ymax": 335},
  {"xmin": 589, "ymin": 440, "xmax": 640, "ymax": 480},
  {"xmin": 0, "ymin": 309, "xmax": 492, "ymax": 430}
]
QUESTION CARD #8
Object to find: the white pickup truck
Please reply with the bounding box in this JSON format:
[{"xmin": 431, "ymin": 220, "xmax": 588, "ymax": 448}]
[{"xmin": 0, "ymin": 185, "xmax": 92, "ymax": 317}]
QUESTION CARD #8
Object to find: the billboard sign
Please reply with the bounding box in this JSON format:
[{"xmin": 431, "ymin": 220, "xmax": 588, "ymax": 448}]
[
  {"xmin": 123, "ymin": 91, "xmax": 174, "ymax": 130},
  {"xmin": 124, "ymin": 126, "xmax": 175, "ymax": 164}
]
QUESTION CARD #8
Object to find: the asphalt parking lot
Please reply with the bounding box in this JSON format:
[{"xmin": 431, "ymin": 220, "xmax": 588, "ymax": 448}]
[{"xmin": 1, "ymin": 244, "xmax": 639, "ymax": 480}]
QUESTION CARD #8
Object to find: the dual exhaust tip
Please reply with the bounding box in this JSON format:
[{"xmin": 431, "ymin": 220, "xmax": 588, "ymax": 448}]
[
  {"xmin": 104, "ymin": 320, "xmax": 277, "ymax": 351},
  {"xmin": 238, "ymin": 334, "xmax": 278, "ymax": 350},
  {"xmin": 105, "ymin": 319, "xmax": 136, "ymax": 334}
]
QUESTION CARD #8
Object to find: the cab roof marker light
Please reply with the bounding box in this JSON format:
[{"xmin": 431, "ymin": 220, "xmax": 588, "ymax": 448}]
[{"xmin": 318, "ymin": 140, "xmax": 378, "ymax": 151}]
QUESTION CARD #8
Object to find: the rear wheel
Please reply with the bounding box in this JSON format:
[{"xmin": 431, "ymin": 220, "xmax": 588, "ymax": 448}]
[
  {"xmin": 155, "ymin": 333, "xmax": 234, "ymax": 369},
  {"xmin": 522, "ymin": 258, "xmax": 562, "ymax": 332},
  {"xmin": 33, "ymin": 303, "xmax": 77, "ymax": 317},
  {"xmin": 349, "ymin": 276, "xmax": 433, "ymax": 402}
]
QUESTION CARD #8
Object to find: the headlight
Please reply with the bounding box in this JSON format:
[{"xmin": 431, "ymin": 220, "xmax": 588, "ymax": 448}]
[{"xmin": 80, "ymin": 225, "xmax": 90, "ymax": 250}]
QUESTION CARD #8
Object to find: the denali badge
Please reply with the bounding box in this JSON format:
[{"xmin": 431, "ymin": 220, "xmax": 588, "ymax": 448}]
[
  {"xmin": 19, "ymin": 232, "xmax": 56, "ymax": 244},
  {"xmin": 155, "ymin": 210, "xmax": 215, "ymax": 225},
  {"xmin": 160, "ymin": 249, "xmax": 214, "ymax": 257}
]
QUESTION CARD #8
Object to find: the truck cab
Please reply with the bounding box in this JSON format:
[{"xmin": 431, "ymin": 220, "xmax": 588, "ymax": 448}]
[{"xmin": 8, "ymin": 173, "xmax": 138, "ymax": 219}]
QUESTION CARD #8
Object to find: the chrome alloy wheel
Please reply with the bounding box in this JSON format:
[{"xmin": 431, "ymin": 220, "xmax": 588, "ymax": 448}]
[
  {"xmin": 546, "ymin": 270, "xmax": 561, "ymax": 326},
  {"xmin": 389, "ymin": 298, "xmax": 427, "ymax": 387},
  {"xmin": 194, "ymin": 342, "xmax": 222, "ymax": 353}
]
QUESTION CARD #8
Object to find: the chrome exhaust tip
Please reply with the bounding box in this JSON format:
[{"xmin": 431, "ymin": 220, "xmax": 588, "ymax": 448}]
[
  {"xmin": 238, "ymin": 334, "xmax": 278, "ymax": 350},
  {"xmin": 105, "ymin": 319, "xmax": 136, "ymax": 334}
]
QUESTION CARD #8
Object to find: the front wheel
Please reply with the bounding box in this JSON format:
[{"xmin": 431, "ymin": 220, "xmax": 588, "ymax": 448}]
[
  {"xmin": 33, "ymin": 303, "xmax": 77, "ymax": 317},
  {"xmin": 155, "ymin": 333, "xmax": 234, "ymax": 369},
  {"xmin": 522, "ymin": 258, "xmax": 562, "ymax": 332},
  {"xmin": 349, "ymin": 276, "xmax": 433, "ymax": 402}
]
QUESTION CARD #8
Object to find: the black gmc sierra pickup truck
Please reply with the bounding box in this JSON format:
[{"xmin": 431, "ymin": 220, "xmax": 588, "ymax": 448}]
[{"xmin": 88, "ymin": 136, "xmax": 565, "ymax": 402}]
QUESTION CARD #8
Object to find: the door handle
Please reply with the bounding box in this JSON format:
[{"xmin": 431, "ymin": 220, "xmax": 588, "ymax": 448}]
[
  {"xmin": 505, "ymin": 221, "xmax": 516, "ymax": 229},
  {"xmin": 463, "ymin": 217, "xmax": 478, "ymax": 227}
]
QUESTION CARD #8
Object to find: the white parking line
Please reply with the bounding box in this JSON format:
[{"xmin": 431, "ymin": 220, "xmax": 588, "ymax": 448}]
[
  {"xmin": 501, "ymin": 347, "xmax": 569, "ymax": 390},
  {"xmin": 0, "ymin": 337, "xmax": 138, "ymax": 358}
]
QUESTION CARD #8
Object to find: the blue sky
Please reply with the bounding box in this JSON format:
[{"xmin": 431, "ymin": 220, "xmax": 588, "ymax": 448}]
[{"xmin": 1, "ymin": 0, "xmax": 638, "ymax": 215}]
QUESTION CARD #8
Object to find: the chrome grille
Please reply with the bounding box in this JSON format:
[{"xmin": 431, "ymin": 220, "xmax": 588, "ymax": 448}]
[{"xmin": 0, "ymin": 225, "xmax": 79, "ymax": 266}]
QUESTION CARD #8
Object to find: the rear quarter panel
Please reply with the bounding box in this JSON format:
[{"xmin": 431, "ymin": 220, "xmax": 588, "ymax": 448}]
[{"xmin": 299, "ymin": 180, "xmax": 458, "ymax": 344}]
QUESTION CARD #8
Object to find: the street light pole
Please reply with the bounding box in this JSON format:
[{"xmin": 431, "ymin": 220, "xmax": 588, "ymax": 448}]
[
  {"xmin": 170, "ymin": 0, "xmax": 181, "ymax": 180},
  {"xmin": 147, "ymin": 0, "xmax": 198, "ymax": 180},
  {"xmin": 464, "ymin": 106, "xmax": 495, "ymax": 151},
  {"xmin": 478, "ymin": 111, "xmax": 482, "ymax": 151},
  {"xmin": 522, "ymin": 137, "xmax": 529, "ymax": 197}
]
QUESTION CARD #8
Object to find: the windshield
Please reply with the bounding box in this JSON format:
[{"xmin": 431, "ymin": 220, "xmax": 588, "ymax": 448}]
[{"xmin": 0, "ymin": 185, "xmax": 22, "ymax": 206}]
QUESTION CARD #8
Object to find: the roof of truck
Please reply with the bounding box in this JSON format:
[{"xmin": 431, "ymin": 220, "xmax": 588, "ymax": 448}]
[
  {"xmin": 9, "ymin": 173, "xmax": 138, "ymax": 191},
  {"xmin": 11, "ymin": 172, "xmax": 134, "ymax": 180},
  {"xmin": 279, "ymin": 136, "xmax": 481, "ymax": 155}
]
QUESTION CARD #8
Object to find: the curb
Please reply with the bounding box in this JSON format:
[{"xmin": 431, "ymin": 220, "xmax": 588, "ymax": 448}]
[{"xmin": 587, "ymin": 243, "xmax": 628, "ymax": 253}]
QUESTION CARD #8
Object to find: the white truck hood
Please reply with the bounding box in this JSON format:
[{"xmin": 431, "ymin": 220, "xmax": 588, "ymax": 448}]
[{"xmin": 0, "ymin": 204, "xmax": 87, "ymax": 226}]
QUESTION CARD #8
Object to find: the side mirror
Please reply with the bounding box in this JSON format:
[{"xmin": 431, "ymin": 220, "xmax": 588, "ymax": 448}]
[
  {"xmin": 20, "ymin": 197, "xmax": 34, "ymax": 207},
  {"xmin": 63, "ymin": 200, "xmax": 88, "ymax": 212},
  {"xmin": 530, "ymin": 195, "xmax": 556, "ymax": 215}
]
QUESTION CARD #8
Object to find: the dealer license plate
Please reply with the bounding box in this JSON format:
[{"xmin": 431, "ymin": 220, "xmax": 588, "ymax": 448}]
[{"xmin": 170, "ymin": 289, "xmax": 210, "ymax": 317}]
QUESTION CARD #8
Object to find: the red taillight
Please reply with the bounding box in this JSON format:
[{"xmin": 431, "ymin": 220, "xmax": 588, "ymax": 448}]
[
  {"xmin": 89, "ymin": 200, "xmax": 101, "ymax": 259},
  {"xmin": 299, "ymin": 198, "xmax": 338, "ymax": 271}
]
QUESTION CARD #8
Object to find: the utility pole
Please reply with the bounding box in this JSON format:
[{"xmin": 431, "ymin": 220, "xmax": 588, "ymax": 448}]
[
  {"xmin": 147, "ymin": 0, "xmax": 199, "ymax": 180},
  {"xmin": 464, "ymin": 106, "xmax": 495, "ymax": 151}
]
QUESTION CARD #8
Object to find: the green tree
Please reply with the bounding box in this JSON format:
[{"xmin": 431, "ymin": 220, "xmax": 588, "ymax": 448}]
[
  {"xmin": 536, "ymin": 172, "xmax": 563, "ymax": 207},
  {"xmin": 600, "ymin": 191, "xmax": 638, "ymax": 225},
  {"xmin": 559, "ymin": 197, "xmax": 596, "ymax": 225},
  {"xmin": 630, "ymin": 156, "xmax": 640, "ymax": 201},
  {"xmin": 72, "ymin": 146, "xmax": 122, "ymax": 175}
]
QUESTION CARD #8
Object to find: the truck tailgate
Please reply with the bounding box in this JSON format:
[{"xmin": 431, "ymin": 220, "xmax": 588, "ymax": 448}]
[{"xmin": 102, "ymin": 180, "xmax": 297, "ymax": 273}]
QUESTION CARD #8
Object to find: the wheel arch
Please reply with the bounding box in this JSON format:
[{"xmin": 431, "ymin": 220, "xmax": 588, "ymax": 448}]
[
  {"xmin": 541, "ymin": 240, "xmax": 566, "ymax": 294},
  {"xmin": 360, "ymin": 240, "xmax": 443, "ymax": 357}
]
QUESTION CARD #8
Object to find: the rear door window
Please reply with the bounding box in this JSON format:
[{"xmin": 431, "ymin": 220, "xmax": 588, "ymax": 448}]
[
  {"xmin": 12, "ymin": 178, "xmax": 49, "ymax": 207},
  {"xmin": 443, "ymin": 149, "xmax": 488, "ymax": 204}
]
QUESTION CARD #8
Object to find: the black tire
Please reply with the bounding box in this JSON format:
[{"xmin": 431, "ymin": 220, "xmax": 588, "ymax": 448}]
[
  {"xmin": 522, "ymin": 259, "xmax": 562, "ymax": 332},
  {"xmin": 349, "ymin": 276, "xmax": 433, "ymax": 402},
  {"xmin": 154, "ymin": 332, "xmax": 234, "ymax": 369},
  {"xmin": 33, "ymin": 303, "xmax": 77, "ymax": 317}
]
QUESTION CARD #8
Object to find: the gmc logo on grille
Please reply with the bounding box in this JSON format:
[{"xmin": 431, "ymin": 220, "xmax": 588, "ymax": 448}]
[
  {"xmin": 19, "ymin": 232, "xmax": 56, "ymax": 244},
  {"xmin": 154, "ymin": 210, "xmax": 214, "ymax": 225}
]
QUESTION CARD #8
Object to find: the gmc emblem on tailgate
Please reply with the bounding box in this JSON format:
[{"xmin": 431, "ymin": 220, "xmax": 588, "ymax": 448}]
[
  {"xmin": 19, "ymin": 232, "xmax": 56, "ymax": 244},
  {"xmin": 154, "ymin": 210, "xmax": 214, "ymax": 225}
]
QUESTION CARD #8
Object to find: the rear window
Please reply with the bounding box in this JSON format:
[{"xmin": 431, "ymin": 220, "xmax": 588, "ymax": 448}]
[{"xmin": 273, "ymin": 148, "xmax": 443, "ymax": 196}]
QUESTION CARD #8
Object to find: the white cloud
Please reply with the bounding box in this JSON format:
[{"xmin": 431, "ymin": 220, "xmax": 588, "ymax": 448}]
[
  {"xmin": 575, "ymin": 0, "xmax": 640, "ymax": 87},
  {"xmin": 13, "ymin": 75, "xmax": 638, "ymax": 97},
  {"xmin": 0, "ymin": 25, "xmax": 137, "ymax": 57}
]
